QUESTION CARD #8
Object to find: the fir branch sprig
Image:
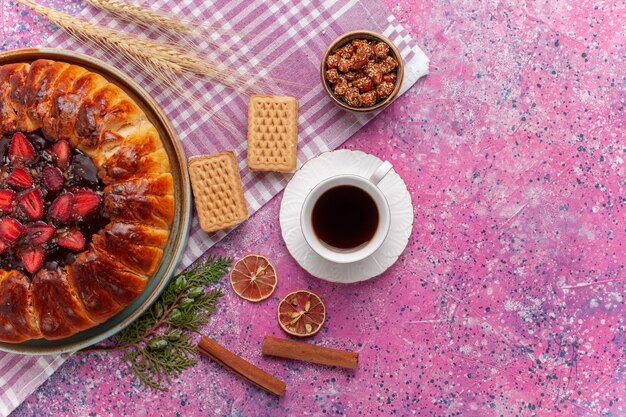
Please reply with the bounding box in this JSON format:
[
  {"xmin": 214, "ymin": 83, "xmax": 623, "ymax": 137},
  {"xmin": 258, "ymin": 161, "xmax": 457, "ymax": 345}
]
[{"xmin": 80, "ymin": 256, "xmax": 232, "ymax": 391}]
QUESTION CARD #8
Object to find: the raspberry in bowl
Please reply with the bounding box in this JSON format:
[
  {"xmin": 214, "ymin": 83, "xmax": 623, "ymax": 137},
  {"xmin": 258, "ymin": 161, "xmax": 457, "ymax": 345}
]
[{"xmin": 321, "ymin": 30, "xmax": 404, "ymax": 112}]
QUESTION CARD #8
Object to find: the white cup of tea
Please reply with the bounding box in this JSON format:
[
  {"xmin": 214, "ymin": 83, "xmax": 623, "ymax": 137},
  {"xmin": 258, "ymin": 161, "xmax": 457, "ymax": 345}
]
[{"xmin": 300, "ymin": 161, "xmax": 393, "ymax": 264}]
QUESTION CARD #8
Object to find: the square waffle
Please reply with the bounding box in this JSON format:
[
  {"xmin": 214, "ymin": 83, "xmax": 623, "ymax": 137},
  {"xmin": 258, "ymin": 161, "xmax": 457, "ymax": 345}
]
[
  {"xmin": 188, "ymin": 151, "xmax": 248, "ymax": 232},
  {"xmin": 247, "ymin": 95, "xmax": 299, "ymax": 172}
]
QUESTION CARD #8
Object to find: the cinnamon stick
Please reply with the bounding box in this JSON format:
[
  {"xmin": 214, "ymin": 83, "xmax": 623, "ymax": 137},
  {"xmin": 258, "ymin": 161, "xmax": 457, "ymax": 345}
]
[
  {"xmin": 261, "ymin": 336, "xmax": 359, "ymax": 369},
  {"xmin": 198, "ymin": 336, "xmax": 286, "ymax": 396}
]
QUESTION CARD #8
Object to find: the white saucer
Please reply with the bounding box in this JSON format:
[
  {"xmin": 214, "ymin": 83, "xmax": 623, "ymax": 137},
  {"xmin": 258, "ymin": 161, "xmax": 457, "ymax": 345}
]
[{"xmin": 279, "ymin": 150, "xmax": 414, "ymax": 283}]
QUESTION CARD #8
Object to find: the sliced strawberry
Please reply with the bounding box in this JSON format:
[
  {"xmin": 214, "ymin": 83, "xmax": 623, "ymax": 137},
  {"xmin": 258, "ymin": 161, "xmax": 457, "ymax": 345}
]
[
  {"xmin": 0, "ymin": 217, "xmax": 24, "ymax": 244},
  {"xmin": 18, "ymin": 189, "xmax": 44, "ymax": 220},
  {"xmin": 49, "ymin": 192, "xmax": 74, "ymax": 223},
  {"xmin": 50, "ymin": 140, "xmax": 70, "ymax": 169},
  {"xmin": 0, "ymin": 189, "xmax": 15, "ymax": 213},
  {"xmin": 43, "ymin": 166, "xmax": 65, "ymax": 191},
  {"xmin": 8, "ymin": 132, "xmax": 36, "ymax": 164},
  {"xmin": 0, "ymin": 239, "xmax": 7, "ymax": 254},
  {"xmin": 26, "ymin": 222, "xmax": 55, "ymax": 246},
  {"xmin": 20, "ymin": 247, "xmax": 44, "ymax": 274},
  {"xmin": 73, "ymin": 189, "xmax": 102, "ymax": 218},
  {"xmin": 55, "ymin": 227, "xmax": 85, "ymax": 251},
  {"xmin": 7, "ymin": 167, "xmax": 33, "ymax": 189}
]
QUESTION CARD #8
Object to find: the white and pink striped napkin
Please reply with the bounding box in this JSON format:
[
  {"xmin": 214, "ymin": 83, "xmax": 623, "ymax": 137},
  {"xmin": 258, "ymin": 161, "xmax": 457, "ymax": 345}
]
[{"xmin": 0, "ymin": 0, "xmax": 428, "ymax": 414}]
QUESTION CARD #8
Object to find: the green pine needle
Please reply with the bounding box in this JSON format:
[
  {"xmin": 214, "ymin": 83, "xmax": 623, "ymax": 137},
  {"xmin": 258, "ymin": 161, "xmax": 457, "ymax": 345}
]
[{"xmin": 85, "ymin": 255, "xmax": 232, "ymax": 392}]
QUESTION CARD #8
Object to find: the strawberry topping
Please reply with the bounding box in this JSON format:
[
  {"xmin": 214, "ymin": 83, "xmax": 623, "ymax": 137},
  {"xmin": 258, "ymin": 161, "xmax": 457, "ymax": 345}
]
[
  {"xmin": 26, "ymin": 222, "xmax": 56, "ymax": 246},
  {"xmin": 7, "ymin": 167, "xmax": 33, "ymax": 189},
  {"xmin": 74, "ymin": 189, "xmax": 102, "ymax": 218},
  {"xmin": 55, "ymin": 227, "xmax": 85, "ymax": 251},
  {"xmin": 18, "ymin": 189, "xmax": 44, "ymax": 220},
  {"xmin": 50, "ymin": 140, "xmax": 70, "ymax": 169},
  {"xmin": 0, "ymin": 189, "xmax": 15, "ymax": 213},
  {"xmin": 20, "ymin": 247, "xmax": 45, "ymax": 274},
  {"xmin": 0, "ymin": 217, "xmax": 24, "ymax": 244},
  {"xmin": 43, "ymin": 166, "xmax": 65, "ymax": 191},
  {"xmin": 1, "ymin": 131, "xmax": 106, "ymax": 276},
  {"xmin": 49, "ymin": 193, "xmax": 74, "ymax": 224},
  {"xmin": 8, "ymin": 132, "xmax": 36, "ymax": 164}
]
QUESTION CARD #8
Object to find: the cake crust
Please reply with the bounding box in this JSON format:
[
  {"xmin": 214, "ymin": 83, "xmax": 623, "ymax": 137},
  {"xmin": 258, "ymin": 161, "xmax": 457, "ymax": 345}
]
[{"xmin": 0, "ymin": 59, "xmax": 174, "ymax": 343}]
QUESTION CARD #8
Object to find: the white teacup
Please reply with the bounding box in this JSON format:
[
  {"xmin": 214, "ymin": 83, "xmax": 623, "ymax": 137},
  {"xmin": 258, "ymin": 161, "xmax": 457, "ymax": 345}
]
[{"xmin": 300, "ymin": 161, "xmax": 393, "ymax": 263}]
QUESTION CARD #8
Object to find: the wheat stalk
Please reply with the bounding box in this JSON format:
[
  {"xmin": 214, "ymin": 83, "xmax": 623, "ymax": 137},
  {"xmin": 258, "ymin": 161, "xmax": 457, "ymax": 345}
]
[
  {"xmin": 65, "ymin": 26, "xmax": 244, "ymax": 135},
  {"xmin": 83, "ymin": 0, "xmax": 250, "ymax": 39},
  {"xmin": 83, "ymin": 0, "xmax": 244, "ymax": 63},
  {"xmin": 15, "ymin": 0, "xmax": 267, "ymax": 135},
  {"xmin": 84, "ymin": 0, "xmax": 285, "ymax": 50},
  {"xmin": 85, "ymin": 0, "xmax": 191, "ymax": 34},
  {"xmin": 83, "ymin": 0, "xmax": 267, "ymax": 63},
  {"xmin": 82, "ymin": 0, "xmax": 310, "ymax": 93},
  {"xmin": 19, "ymin": 0, "xmax": 256, "ymax": 92}
]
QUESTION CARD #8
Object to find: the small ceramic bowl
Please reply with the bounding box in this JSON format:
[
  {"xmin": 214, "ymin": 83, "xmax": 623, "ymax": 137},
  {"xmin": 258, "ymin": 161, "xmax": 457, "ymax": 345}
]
[{"xmin": 321, "ymin": 30, "xmax": 404, "ymax": 112}]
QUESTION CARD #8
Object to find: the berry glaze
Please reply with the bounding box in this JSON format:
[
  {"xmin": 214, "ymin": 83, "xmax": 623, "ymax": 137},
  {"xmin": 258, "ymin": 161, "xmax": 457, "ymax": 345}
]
[{"xmin": 0, "ymin": 131, "xmax": 108, "ymax": 276}]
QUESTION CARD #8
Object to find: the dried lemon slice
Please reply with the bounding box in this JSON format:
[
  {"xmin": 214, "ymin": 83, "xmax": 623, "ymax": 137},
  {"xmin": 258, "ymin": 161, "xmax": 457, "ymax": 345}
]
[
  {"xmin": 230, "ymin": 254, "xmax": 277, "ymax": 302},
  {"xmin": 277, "ymin": 290, "xmax": 326, "ymax": 337}
]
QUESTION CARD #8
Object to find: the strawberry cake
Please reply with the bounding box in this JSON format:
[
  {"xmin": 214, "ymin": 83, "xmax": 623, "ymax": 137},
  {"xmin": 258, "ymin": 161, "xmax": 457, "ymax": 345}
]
[{"xmin": 0, "ymin": 59, "xmax": 174, "ymax": 343}]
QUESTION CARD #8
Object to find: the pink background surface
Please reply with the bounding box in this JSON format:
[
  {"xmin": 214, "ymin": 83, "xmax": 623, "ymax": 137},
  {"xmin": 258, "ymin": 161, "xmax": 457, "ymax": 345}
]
[{"xmin": 2, "ymin": 0, "xmax": 626, "ymax": 416}]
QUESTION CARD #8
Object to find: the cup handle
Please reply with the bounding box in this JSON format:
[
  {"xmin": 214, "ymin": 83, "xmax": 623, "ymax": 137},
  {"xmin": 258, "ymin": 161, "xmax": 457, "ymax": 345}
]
[{"xmin": 369, "ymin": 161, "xmax": 393, "ymax": 185}]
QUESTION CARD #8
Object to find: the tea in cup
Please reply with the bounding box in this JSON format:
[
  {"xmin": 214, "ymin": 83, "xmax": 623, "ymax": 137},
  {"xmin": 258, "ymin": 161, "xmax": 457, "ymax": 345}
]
[{"xmin": 300, "ymin": 161, "xmax": 392, "ymax": 263}]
